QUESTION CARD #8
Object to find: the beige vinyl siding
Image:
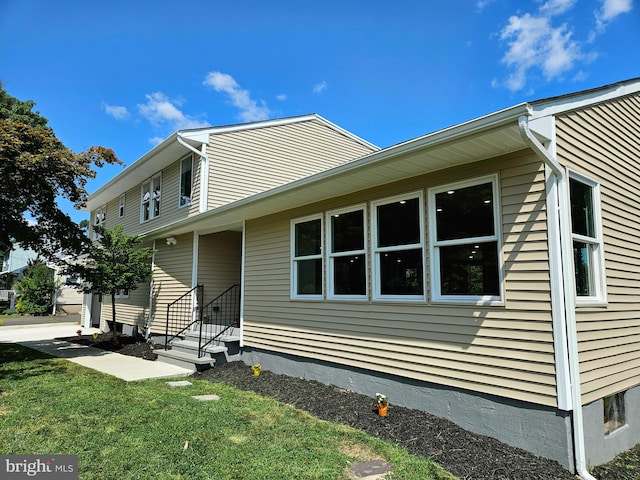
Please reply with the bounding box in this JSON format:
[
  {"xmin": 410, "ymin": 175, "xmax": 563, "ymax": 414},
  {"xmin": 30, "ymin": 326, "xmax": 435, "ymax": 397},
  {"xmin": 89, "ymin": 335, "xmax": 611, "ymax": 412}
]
[
  {"xmin": 197, "ymin": 231, "xmax": 242, "ymax": 302},
  {"xmin": 556, "ymin": 92, "xmax": 640, "ymax": 404},
  {"xmin": 93, "ymin": 154, "xmax": 202, "ymax": 238},
  {"xmin": 100, "ymin": 283, "xmax": 151, "ymax": 331},
  {"xmin": 243, "ymin": 150, "xmax": 560, "ymax": 407},
  {"xmin": 207, "ymin": 119, "xmax": 374, "ymax": 210},
  {"xmin": 148, "ymin": 233, "xmax": 195, "ymax": 333}
]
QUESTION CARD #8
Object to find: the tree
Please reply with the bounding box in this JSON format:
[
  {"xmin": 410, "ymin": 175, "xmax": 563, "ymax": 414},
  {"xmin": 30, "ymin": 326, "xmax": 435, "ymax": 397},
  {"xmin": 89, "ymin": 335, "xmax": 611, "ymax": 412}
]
[
  {"xmin": 14, "ymin": 261, "xmax": 57, "ymax": 315},
  {"xmin": 0, "ymin": 83, "xmax": 124, "ymax": 259},
  {"xmin": 66, "ymin": 225, "xmax": 154, "ymax": 345}
]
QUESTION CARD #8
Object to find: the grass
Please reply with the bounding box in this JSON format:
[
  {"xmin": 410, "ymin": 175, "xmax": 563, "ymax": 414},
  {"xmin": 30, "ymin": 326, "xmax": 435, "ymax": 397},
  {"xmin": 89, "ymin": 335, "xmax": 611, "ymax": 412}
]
[{"xmin": 0, "ymin": 344, "xmax": 455, "ymax": 480}]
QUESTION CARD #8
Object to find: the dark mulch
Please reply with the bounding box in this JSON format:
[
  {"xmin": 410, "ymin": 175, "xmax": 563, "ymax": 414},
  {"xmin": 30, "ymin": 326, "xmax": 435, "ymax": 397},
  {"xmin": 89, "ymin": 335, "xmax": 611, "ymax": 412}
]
[
  {"xmin": 61, "ymin": 332, "xmax": 158, "ymax": 361},
  {"xmin": 64, "ymin": 333, "xmax": 639, "ymax": 479}
]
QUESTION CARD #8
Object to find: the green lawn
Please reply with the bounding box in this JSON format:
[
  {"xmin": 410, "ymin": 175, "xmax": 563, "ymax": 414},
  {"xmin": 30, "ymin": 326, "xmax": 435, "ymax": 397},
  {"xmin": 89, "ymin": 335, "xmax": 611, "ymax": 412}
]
[{"xmin": 0, "ymin": 344, "xmax": 455, "ymax": 480}]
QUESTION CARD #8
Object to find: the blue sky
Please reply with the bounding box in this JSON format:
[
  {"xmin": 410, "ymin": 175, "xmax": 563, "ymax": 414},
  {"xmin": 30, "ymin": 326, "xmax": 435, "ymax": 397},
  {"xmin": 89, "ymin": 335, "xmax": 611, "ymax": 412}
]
[{"xmin": 1, "ymin": 0, "xmax": 638, "ymax": 224}]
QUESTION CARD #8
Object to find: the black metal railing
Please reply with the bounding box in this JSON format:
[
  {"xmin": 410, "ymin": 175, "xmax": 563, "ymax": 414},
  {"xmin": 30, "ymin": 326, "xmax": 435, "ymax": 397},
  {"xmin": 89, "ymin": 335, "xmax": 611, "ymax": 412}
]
[
  {"xmin": 198, "ymin": 284, "xmax": 240, "ymax": 357},
  {"xmin": 165, "ymin": 285, "xmax": 203, "ymax": 349}
]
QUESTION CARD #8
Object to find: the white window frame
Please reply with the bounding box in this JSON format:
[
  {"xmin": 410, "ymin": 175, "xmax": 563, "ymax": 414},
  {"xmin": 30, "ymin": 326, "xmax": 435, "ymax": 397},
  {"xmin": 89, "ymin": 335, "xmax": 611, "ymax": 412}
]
[
  {"xmin": 141, "ymin": 174, "xmax": 162, "ymax": 223},
  {"xmin": 119, "ymin": 193, "xmax": 125, "ymax": 218},
  {"xmin": 290, "ymin": 214, "xmax": 323, "ymax": 300},
  {"xmin": 568, "ymin": 170, "xmax": 607, "ymax": 305},
  {"xmin": 179, "ymin": 154, "xmax": 193, "ymax": 208},
  {"xmin": 115, "ymin": 289, "xmax": 129, "ymax": 299},
  {"xmin": 326, "ymin": 204, "xmax": 368, "ymax": 301},
  {"xmin": 428, "ymin": 174, "xmax": 503, "ymax": 305},
  {"xmin": 93, "ymin": 205, "xmax": 106, "ymax": 240},
  {"xmin": 371, "ymin": 191, "xmax": 426, "ymax": 301}
]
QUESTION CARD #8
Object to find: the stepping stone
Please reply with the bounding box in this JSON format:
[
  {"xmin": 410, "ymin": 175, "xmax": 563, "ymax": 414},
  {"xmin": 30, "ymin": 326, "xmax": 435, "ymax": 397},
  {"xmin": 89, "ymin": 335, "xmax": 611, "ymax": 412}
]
[
  {"xmin": 192, "ymin": 394, "xmax": 221, "ymax": 401},
  {"xmin": 350, "ymin": 460, "xmax": 393, "ymax": 479},
  {"xmin": 165, "ymin": 380, "xmax": 193, "ymax": 388}
]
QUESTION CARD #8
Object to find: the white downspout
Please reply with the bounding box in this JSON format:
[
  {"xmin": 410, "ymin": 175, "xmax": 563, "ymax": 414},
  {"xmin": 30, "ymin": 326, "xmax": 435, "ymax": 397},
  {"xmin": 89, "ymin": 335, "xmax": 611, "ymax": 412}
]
[
  {"xmin": 519, "ymin": 115, "xmax": 596, "ymax": 480},
  {"xmin": 176, "ymin": 133, "xmax": 209, "ymax": 214}
]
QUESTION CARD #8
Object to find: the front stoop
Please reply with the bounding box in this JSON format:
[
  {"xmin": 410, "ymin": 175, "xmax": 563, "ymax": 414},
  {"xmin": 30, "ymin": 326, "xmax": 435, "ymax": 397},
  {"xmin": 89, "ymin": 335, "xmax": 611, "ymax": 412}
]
[{"xmin": 154, "ymin": 331, "xmax": 237, "ymax": 372}]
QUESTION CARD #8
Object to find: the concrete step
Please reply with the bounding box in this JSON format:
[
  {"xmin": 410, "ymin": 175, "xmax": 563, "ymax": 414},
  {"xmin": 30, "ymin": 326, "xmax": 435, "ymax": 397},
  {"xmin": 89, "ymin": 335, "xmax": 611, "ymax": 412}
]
[
  {"xmin": 155, "ymin": 348, "xmax": 215, "ymax": 372},
  {"xmin": 170, "ymin": 339, "xmax": 227, "ymax": 355},
  {"xmin": 219, "ymin": 335, "xmax": 241, "ymax": 343}
]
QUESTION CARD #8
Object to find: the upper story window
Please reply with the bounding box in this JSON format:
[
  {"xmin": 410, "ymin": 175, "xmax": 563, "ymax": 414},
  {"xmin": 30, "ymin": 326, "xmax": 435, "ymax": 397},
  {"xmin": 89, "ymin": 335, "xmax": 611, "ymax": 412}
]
[
  {"xmin": 179, "ymin": 155, "xmax": 193, "ymax": 208},
  {"xmin": 119, "ymin": 194, "xmax": 125, "ymax": 218},
  {"xmin": 569, "ymin": 172, "xmax": 606, "ymax": 303},
  {"xmin": 291, "ymin": 215, "xmax": 323, "ymax": 299},
  {"xmin": 372, "ymin": 192, "xmax": 425, "ymax": 300},
  {"xmin": 141, "ymin": 174, "xmax": 161, "ymax": 222},
  {"xmin": 429, "ymin": 175, "xmax": 502, "ymax": 304},
  {"xmin": 327, "ymin": 205, "xmax": 367, "ymax": 300},
  {"xmin": 93, "ymin": 206, "xmax": 106, "ymax": 240}
]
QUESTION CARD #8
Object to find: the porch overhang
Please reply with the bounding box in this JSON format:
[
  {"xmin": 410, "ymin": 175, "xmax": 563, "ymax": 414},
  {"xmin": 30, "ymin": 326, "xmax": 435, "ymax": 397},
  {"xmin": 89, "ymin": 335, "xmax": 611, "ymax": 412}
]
[{"xmin": 144, "ymin": 103, "xmax": 540, "ymax": 240}]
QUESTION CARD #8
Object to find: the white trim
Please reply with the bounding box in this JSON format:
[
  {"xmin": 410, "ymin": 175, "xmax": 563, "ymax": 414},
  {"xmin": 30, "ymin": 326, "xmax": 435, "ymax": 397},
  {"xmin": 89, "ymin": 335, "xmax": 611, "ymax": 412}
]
[
  {"xmin": 290, "ymin": 214, "xmax": 324, "ymax": 300},
  {"xmin": 568, "ymin": 170, "xmax": 607, "ymax": 305},
  {"xmin": 371, "ymin": 191, "xmax": 426, "ymax": 302},
  {"xmin": 145, "ymin": 239, "xmax": 157, "ymax": 339},
  {"xmin": 428, "ymin": 174, "xmax": 503, "ymax": 305},
  {"xmin": 239, "ymin": 220, "xmax": 246, "ymax": 348},
  {"xmin": 326, "ymin": 204, "xmax": 368, "ymax": 301}
]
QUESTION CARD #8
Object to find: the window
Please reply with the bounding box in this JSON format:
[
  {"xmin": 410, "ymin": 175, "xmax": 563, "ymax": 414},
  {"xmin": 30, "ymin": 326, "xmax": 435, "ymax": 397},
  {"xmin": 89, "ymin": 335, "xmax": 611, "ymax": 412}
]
[
  {"xmin": 372, "ymin": 193, "xmax": 425, "ymax": 300},
  {"xmin": 291, "ymin": 215, "xmax": 323, "ymax": 298},
  {"xmin": 327, "ymin": 206, "xmax": 367, "ymax": 299},
  {"xmin": 115, "ymin": 289, "xmax": 129, "ymax": 299},
  {"xmin": 604, "ymin": 391, "xmax": 625, "ymax": 435},
  {"xmin": 179, "ymin": 155, "xmax": 193, "ymax": 207},
  {"xmin": 119, "ymin": 194, "xmax": 125, "ymax": 218},
  {"xmin": 93, "ymin": 206, "xmax": 106, "ymax": 240},
  {"xmin": 141, "ymin": 174, "xmax": 161, "ymax": 222},
  {"xmin": 569, "ymin": 172, "xmax": 605, "ymax": 303},
  {"xmin": 429, "ymin": 175, "xmax": 501, "ymax": 303}
]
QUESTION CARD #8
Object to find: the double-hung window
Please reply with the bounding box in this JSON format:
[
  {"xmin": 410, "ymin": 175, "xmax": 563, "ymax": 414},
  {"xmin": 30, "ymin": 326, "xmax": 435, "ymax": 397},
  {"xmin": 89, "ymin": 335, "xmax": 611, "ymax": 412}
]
[
  {"xmin": 372, "ymin": 193, "xmax": 425, "ymax": 300},
  {"xmin": 569, "ymin": 172, "xmax": 606, "ymax": 303},
  {"xmin": 141, "ymin": 174, "xmax": 161, "ymax": 222},
  {"xmin": 327, "ymin": 206, "xmax": 367, "ymax": 299},
  {"xmin": 179, "ymin": 155, "xmax": 193, "ymax": 207},
  {"xmin": 291, "ymin": 215, "xmax": 323, "ymax": 298},
  {"xmin": 93, "ymin": 206, "xmax": 106, "ymax": 240},
  {"xmin": 119, "ymin": 194, "xmax": 125, "ymax": 218},
  {"xmin": 429, "ymin": 175, "xmax": 502, "ymax": 303}
]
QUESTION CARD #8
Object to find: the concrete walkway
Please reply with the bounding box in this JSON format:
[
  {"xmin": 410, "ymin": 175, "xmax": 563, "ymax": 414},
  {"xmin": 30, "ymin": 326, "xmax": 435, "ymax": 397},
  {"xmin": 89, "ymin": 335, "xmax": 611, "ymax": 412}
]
[{"xmin": 0, "ymin": 321, "xmax": 192, "ymax": 381}]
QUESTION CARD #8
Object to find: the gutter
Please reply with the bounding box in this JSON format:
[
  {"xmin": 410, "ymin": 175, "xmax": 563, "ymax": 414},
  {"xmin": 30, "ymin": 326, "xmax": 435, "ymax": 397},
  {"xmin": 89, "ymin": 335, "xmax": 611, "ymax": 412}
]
[{"xmin": 518, "ymin": 114, "xmax": 596, "ymax": 480}]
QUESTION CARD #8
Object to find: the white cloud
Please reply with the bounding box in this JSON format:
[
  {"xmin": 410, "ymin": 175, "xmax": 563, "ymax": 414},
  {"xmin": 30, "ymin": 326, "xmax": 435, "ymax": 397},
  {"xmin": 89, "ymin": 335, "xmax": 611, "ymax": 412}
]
[
  {"xmin": 313, "ymin": 81, "xmax": 328, "ymax": 94},
  {"xmin": 539, "ymin": 0, "xmax": 577, "ymax": 16},
  {"xmin": 203, "ymin": 71, "xmax": 271, "ymax": 122},
  {"xmin": 500, "ymin": 12, "xmax": 584, "ymax": 91},
  {"xmin": 137, "ymin": 92, "xmax": 208, "ymax": 130},
  {"xmin": 496, "ymin": 0, "xmax": 614, "ymax": 92},
  {"xmin": 276, "ymin": 94, "xmax": 288, "ymax": 101},
  {"xmin": 595, "ymin": 0, "xmax": 633, "ymax": 32},
  {"xmin": 149, "ymin": 136, "xmax": 165, "ymax": 146},
  {"xmin": 103, "ymin": 103, "xmax": 130, "ymax": 120}
]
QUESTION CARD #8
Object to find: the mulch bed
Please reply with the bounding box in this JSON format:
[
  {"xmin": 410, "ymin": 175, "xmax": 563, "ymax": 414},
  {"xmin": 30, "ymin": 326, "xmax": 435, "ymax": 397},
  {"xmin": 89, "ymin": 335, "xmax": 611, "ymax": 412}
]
[{"xmin": 64, "ymin": 333, "xmax": 638, "ymax": 479}]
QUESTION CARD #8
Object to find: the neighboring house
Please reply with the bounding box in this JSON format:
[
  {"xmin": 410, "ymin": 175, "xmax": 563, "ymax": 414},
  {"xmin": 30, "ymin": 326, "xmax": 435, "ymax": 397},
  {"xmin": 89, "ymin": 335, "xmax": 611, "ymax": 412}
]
[
  {"xmin": 83, "ymin": 80, "xmax": 640, "ymax": 475},
  {"xmin": 1, "ymin": 244, "xmax": 38, "ymax": 310},
  {"xmin": 1, "ymin": 244, "xmax": 38, "ymax": 289}
]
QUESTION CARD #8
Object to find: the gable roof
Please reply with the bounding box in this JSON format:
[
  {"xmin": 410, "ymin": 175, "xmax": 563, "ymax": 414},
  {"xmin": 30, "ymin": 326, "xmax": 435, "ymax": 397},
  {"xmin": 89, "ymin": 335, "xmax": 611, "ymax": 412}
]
[
  {"xmin": 143, "ymin": 78, "xmax": 640, "ymax": 240},
  {"xmin": 85, "ymin": 114, "xmax": 378, "ymax": 211}
]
